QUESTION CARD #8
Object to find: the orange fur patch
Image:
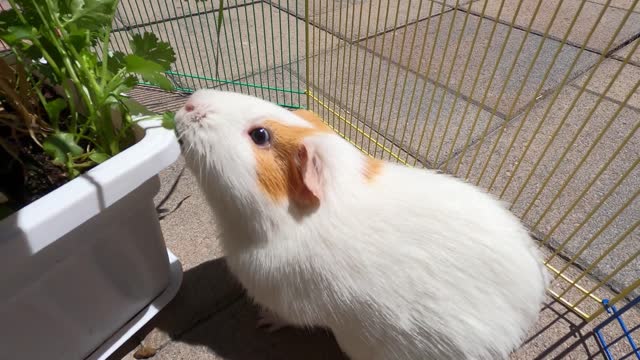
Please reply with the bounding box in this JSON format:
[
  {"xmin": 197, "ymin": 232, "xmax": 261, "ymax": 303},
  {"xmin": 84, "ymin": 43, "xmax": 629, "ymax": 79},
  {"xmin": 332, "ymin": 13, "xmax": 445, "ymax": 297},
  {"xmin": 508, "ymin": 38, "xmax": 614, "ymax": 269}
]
[
  {"xmin": 255, "ymin": 111, "xmax": 381, "ymax": 204},
  {"xmin": 292, "ymin": 109, "xmax": 334, "ymax": 133},
  {"xmin": 254, "ymin": 120, "xmax": 323, "ymax": 204},
  {"xmin": 364, "ymin": 157, "xmax": 384, "ymax": 182}
]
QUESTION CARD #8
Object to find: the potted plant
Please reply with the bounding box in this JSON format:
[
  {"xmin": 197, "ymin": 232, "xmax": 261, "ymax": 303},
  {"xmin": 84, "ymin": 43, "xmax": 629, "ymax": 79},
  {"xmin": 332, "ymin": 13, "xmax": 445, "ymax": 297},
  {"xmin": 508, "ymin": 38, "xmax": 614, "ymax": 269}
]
[{"xmin": 0, "ymin": 1, "xmax": 183, "ymax": 359}]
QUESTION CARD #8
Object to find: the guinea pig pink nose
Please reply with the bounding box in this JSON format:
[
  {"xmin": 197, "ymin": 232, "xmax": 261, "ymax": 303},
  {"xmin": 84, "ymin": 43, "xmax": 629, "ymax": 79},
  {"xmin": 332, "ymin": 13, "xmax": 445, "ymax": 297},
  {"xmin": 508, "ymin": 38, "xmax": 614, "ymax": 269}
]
[{"xmin": 184, "ymin": 102, "xmax": 195, "ymax": 112}]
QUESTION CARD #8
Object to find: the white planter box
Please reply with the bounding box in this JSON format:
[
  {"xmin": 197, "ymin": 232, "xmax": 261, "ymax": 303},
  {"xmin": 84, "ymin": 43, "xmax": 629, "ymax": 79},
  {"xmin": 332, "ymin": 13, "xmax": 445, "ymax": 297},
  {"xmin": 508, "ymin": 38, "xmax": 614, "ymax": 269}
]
[{"xmin": 0, "ymin": 119, "xmax": 183, "ymax": 360}]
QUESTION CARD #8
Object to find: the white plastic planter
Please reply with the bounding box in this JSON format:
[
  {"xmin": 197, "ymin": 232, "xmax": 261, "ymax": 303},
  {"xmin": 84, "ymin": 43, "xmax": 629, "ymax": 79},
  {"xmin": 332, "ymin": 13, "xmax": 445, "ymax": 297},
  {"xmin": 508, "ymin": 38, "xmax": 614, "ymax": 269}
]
[{"xmin": 0, "ymin": 119, "xmax": 183, "ymax": 360}]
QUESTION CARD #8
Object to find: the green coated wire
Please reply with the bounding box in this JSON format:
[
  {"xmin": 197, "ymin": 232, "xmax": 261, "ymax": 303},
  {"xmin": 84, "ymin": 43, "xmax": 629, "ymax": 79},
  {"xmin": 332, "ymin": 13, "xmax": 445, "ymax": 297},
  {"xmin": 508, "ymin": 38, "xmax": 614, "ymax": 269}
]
[
  {"xmin": 200, "ymin": 0, "xmax": 230, "ymax": 91},
  {"xmin": 213, "ymin": 2, "xmax": 237, "ymax": 92},
  {"xmin": 283, "ymin": 0, "xmax": 292, "ymax": 105},
  {"xmin": 156, "ymin": 0, "xmax": 195, "ymax": 89},
  {"xmin": 164, "ymin": 71, "xmax": 306, "ymax": 93},
  {"xmin": 275, "ymin": 3, "xmax": 287, "ymax": 105},
  {"xmin": 297, "ymin": 0, "xmax": 303, "ymax": 106},
  {"xmin": 248, "ymin": 4, "xmax": 266, "ymax": 99},
  {"xmin": 119, "ymin": 1, "xmax": 162, "ymax": 85},
  {"xmin": 265, "ymin": 4, "xmax": 278, "ymax": 104},
  {"xmin": 171, "ymin": 0, "xmax": 206, "ymax": 89},
  {"xmin": 229, "ymin": 4, "xmax": 252, "ymax": 94},
  {"xmin": 216, "ymin": 0, "xmax": 224, "ymax": 36},
  {"xmin": 140, "ymin": 80, "xmax": 304, "ymax": 109},
  {"xmin": 184, "ymin": 0, "xmax": 219, "ymax": 90}
]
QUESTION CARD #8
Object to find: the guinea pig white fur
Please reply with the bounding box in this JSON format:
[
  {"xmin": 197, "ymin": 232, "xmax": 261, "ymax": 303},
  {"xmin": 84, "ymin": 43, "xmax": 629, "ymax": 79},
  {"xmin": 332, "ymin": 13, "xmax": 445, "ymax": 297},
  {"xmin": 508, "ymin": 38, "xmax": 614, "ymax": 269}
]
[{"xmin": 175, "ymin": 89, "xmax": 550, "ymax": 360}]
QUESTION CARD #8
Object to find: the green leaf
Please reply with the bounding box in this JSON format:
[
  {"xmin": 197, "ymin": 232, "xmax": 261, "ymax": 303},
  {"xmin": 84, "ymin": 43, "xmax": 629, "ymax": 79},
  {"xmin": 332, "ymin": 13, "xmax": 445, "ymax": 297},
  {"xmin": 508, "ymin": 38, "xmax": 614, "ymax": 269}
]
[
  {"xmin": 1, "ymin": 2, "xmax": 43, "ymax": 28},
  {"xmin": 70, "ymin": 0, "xmax": 84, "ymax": 13},
  {"xmin": 162, "ymin": 111, "xmax": 175, "ymax": 129},
  {"xmin": 106, "ymin": 50, "xmax": 126, "ymax": 74},
  {"xmin": 44, "ymin": 98, "xmax": 67, "ymax": 126},
  {"xmin": 66, "ymin": 159, "xmax": 81, "ymax": 178},
  {"xmin": 123, "ymin": 75, "xmax": 138, "ymax": 88},
  {"xmin": 129, "ymin": 32, "xmax": 176, "ymax": 70},
  {"xmin": 67, "ymin": 0, "xmax": 118, "ymax": 30},
  {"xmin": 110, "ymin": 74, "xmax": 138, "ymax": 95},
  {"xmin": 0, "ymin": 26, "xmax": 33, "ymax": 44},
  {"xmin": 43, "ymin": 132, "xmax": 84, "ymax": 165},
  {"xmin": 89, "ymin": 152, "xmax": 109, "ymax": 163},
  {"xmin": 0, "ymin": 9, "xmax": 20, "ymax": 28},
  {"xmin": 80, "ymin": 49, "xmax": 99, "ymax": 70},
  {"xmin": 123, "ymin": 54, "xmax": 173, "ymax": 90},
  {"xmin": 67, "ymin": 26, "xmax": 91, "ymax": 51},
  {"xmin": 216, "ymin": 0, "xmax": 224, "ymax": 34}
]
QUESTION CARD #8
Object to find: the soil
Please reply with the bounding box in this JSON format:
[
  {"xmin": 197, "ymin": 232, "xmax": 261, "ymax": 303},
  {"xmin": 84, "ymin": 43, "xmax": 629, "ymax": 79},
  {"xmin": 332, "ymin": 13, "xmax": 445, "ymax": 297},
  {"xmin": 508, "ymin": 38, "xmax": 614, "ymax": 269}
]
[
  {"xmin": 0, "ymin": 79, "xmax": 72, "ymax": 220},
  {"xmin": 0, "ymin": 132, "xmax": 70, "ymax": 220}
]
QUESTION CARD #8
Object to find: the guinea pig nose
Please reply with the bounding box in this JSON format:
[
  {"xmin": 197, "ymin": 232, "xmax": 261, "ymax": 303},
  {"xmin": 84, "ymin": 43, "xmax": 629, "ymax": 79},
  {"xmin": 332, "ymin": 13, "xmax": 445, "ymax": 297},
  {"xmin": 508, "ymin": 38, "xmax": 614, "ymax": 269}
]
[{"xmin": 184, "ymin": 102, "xmax": 195, "ymax": 112}]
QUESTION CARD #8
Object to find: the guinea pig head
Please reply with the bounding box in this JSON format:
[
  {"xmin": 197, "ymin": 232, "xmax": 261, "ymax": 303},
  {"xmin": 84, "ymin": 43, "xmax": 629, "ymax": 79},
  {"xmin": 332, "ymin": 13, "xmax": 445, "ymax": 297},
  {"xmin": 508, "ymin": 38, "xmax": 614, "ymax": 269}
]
[{"xmin": 175, "ymin": 89, "xmax": 337, "ymax": 214}]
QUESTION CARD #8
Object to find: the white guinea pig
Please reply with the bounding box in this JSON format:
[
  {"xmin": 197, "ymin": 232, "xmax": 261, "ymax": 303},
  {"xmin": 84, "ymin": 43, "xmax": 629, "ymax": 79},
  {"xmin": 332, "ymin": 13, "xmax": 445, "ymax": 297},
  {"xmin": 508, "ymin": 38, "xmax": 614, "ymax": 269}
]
[{"xmin": 175, "ymin": 89, "xmax": 550, "ymax": 360}]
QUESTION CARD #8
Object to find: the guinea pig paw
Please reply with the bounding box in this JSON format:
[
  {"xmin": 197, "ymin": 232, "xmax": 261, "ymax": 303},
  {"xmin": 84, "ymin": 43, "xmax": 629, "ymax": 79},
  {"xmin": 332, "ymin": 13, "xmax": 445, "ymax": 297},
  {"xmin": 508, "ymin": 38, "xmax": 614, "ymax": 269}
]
[{"xmin": 256, "ymin": 308, "xmax": 290, "ymax": 333}]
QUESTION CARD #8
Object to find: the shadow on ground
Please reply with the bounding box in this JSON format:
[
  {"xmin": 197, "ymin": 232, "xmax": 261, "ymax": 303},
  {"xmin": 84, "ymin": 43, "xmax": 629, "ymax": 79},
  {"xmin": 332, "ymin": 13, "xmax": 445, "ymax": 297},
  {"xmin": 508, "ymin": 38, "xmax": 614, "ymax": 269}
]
[
  {"xmin": 109, "ymin": 258, "xmax": 348, "ymax": 360},
  {"xmin": 108, "ymin": 257, "xmax": 608, "ymax": 360},
  {"xmin": 515, "ymin": 300, "xmax": 603, "ymax": 360}
]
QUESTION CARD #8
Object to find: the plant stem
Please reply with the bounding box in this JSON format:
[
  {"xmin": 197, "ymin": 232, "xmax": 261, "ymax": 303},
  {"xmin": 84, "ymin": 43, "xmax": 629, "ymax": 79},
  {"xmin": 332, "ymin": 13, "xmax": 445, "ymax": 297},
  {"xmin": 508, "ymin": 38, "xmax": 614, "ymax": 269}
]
[
  {"xmin": 6, "ymin": 0, "xmax": 63, "ymax": 77},
  {"xmin": 100, "ymin": 30, "xmax": 111, "ymax": 89}
]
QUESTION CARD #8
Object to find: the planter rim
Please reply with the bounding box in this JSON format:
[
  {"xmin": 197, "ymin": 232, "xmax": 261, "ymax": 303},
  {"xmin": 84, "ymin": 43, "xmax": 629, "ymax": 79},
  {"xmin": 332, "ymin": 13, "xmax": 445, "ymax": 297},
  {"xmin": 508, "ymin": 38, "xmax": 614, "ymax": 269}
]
[{"xmin": 0, "ymin": 119, "xmax": 180, "ymax": 253}]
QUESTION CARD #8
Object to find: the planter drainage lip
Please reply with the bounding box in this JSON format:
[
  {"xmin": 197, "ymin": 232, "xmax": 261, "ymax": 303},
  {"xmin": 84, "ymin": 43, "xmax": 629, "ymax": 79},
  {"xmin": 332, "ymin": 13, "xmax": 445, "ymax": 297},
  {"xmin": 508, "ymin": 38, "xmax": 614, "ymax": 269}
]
[
  {"xmin": 85, "ymin": 248, "xmax": 184, "ymax": 360},
  {"xmin": 0, "ymin": 119, "xmax": 181, "ymax": 254}
]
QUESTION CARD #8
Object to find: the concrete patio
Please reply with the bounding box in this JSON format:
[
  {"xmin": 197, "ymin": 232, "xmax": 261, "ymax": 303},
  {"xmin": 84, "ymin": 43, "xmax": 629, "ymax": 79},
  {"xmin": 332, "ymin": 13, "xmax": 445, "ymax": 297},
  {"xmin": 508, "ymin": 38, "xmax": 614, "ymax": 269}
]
[{"xmin": 108, "ymin": 0, "xmax": 639, "ymax": 359}]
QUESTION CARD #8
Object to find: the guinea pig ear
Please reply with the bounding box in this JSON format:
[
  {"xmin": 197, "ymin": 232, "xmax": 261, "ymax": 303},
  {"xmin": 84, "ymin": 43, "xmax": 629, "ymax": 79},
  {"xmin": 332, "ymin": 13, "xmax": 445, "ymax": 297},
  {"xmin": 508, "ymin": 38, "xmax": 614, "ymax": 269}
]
[{"xmin": 291, "ymin": 139, "xmax": 323, "ymax": 208}]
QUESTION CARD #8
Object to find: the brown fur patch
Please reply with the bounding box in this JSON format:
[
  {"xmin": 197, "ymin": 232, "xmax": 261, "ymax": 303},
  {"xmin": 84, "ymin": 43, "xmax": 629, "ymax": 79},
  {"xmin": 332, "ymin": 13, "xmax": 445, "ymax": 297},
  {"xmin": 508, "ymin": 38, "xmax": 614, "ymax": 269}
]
[
  {"xmin": 292, "ymin": 109, "xmax": 384, "ymax": 183},
  {"xmin": 364, "ymin": 157, "xmax": 384, "ymax": 182},
  {"xmin": 255, "ymin": 112, "xmax": 381, "ymax": 205},
  {"xmin": 254, "ymin": 120, "xmax": 322, "ymax": 204}
]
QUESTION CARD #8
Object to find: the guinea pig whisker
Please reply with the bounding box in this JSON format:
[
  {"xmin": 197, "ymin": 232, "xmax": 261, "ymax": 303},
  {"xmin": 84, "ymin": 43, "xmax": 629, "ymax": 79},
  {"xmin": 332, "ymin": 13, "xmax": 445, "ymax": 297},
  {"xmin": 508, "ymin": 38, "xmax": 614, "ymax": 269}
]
[{"xmin": 176, "ymin": 129, "xmax": 190, "ymax": 143}]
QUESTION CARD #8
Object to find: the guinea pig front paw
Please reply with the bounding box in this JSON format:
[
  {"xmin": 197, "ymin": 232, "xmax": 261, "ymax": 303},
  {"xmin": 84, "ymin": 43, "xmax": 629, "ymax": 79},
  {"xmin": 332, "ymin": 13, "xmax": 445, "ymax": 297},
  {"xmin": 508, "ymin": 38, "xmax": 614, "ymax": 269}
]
[{"xmin": 256, "ymin": 307, "xmax": 292, "ymax": 333}]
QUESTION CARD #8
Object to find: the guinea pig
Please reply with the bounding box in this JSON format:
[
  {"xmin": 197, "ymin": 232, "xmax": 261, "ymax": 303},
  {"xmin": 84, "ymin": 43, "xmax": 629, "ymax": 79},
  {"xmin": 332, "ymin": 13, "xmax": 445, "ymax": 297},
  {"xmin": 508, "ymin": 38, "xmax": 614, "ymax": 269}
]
[{"xmin": 174, "ymin": 89, "xmax": 550, "ymax": 360}]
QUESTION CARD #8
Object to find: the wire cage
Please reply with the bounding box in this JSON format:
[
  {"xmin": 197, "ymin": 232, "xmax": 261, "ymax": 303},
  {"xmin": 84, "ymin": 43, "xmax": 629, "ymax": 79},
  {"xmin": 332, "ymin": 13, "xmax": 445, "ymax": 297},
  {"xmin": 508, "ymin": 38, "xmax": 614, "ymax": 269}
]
[{"xmin": 116, "ymin": 0, "xmax": 638, "ymax": 322}]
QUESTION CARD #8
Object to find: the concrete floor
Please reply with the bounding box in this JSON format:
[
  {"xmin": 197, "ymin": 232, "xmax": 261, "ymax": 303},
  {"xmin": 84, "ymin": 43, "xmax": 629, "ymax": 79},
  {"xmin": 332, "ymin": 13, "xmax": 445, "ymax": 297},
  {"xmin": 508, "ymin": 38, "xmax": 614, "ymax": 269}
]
[{"xmin": 107, "ymin": 0, "xmax": 640, "ymax": 359}]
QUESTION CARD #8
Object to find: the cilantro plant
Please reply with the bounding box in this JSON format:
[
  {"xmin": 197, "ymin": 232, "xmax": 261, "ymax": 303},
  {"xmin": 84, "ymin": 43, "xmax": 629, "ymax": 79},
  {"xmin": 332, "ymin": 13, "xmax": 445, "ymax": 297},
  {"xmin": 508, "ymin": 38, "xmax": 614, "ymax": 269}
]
[{"xmin": 0, "ymin": 0, "xmax": 176, "ymax": 179}]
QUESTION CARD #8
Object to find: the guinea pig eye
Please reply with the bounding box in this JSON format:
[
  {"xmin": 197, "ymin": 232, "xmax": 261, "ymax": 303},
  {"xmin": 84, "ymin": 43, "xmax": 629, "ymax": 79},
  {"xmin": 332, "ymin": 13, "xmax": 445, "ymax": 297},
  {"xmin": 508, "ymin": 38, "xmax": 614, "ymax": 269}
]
[{"xmin": 249, "ymin": 127, "xmax": 271, "ymax": 146}]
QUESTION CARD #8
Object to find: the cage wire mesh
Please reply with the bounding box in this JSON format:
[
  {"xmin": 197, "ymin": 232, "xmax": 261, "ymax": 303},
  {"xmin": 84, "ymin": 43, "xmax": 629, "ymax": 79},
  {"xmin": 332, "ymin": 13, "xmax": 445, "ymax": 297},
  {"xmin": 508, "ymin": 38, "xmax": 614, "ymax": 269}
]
[
  {"xmin": 112, "ymin": 0, "xmax": 307, "ymax": 109},
  {"xmin": 112, "ymin": 0, "xmax": 639, "ymax": 322}
]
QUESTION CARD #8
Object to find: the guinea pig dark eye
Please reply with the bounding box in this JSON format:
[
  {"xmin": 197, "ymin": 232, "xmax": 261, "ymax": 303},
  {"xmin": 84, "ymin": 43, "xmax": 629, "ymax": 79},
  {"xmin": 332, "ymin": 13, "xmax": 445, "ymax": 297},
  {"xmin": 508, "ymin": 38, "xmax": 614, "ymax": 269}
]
[{"xmin": 249, "ymin": 127, "xmax": 271, "ymax": 146}]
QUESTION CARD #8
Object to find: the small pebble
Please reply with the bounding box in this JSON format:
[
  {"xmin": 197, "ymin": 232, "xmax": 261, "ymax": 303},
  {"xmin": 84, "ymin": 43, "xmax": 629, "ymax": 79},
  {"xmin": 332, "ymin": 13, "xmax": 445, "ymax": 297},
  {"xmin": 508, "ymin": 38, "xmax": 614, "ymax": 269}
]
[{"xmin": 133, "ymin": 345, "xmax": 157, "ymax": 359}]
